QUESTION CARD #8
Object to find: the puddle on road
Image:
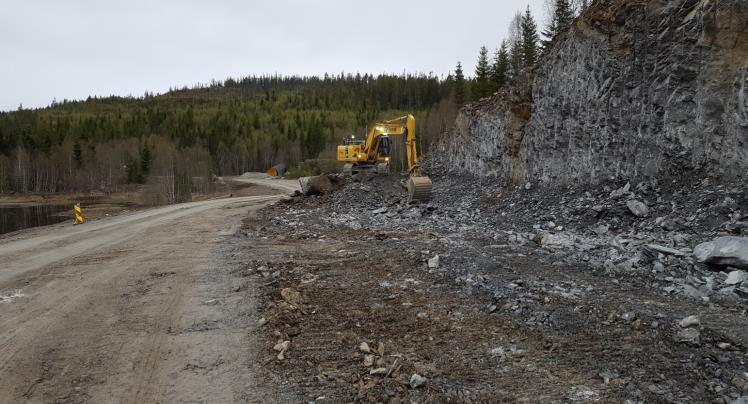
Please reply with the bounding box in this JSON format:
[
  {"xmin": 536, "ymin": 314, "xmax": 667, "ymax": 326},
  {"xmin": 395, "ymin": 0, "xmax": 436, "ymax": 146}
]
[{"xmin": 0, "ymin": 205, "xmax": 71, "ymax": 235}]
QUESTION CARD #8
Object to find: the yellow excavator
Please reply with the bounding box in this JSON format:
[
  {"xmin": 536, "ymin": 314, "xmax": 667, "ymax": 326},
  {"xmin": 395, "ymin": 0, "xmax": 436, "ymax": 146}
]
[{"xmin": 336, "ymin": 114, "xmax": 432, "ymax": 203}]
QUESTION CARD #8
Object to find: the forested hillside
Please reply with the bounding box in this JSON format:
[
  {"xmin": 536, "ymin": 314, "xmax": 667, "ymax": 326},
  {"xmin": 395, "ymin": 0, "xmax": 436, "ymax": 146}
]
[{"xmin": 0, "ymin": 74, "xmax": 455, "ymax": 199}]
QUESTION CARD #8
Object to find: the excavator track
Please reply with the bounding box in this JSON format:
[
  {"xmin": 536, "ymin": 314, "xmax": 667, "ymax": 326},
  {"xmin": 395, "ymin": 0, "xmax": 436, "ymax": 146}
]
[{"xmin": 406, "ymin": 176, "xmax": 432, "ymax": 203}]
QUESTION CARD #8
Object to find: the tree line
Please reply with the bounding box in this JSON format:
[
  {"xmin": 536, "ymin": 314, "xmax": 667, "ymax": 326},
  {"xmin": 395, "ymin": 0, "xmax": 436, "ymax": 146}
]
[
  {"xmin": 453, "ymin": 0, "xmax": 587, "ymax": 105},
  {"xmin": 0, "ymin": 73, "xmax": 456, "ymax": 200}
]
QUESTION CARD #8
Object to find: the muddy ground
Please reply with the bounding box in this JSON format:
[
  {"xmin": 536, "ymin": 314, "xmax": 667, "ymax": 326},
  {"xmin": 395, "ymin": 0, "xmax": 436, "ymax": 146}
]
[{"xmin": 238, "ymin": 174, "xmax": 748, "ymax": 403}]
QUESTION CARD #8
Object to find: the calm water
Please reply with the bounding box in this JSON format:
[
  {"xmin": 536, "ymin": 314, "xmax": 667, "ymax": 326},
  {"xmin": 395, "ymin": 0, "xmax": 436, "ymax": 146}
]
[{"xmin": 0, "ymin": 205, "xmax": 72, "ymax": 235}]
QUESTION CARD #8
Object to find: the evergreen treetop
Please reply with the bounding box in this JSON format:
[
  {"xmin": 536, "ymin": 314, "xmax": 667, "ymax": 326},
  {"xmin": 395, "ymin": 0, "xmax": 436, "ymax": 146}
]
[
  {"xmin": 490, "ymin": 41, "xmax": 510, "ymax": 92},
  {"xmin": 454, "ymin": 62, "xmax": 467, "ymax": 107},
  {"xmin": 521, "ymin": 6, "xmax": 540, "ymax": 68},
  {"xmin": 473, "ymin": 46, "xmax": 491, "ymax": 100},
  {"xmin": 541, "ymin": 0, "xmax": 574, "ymax": 48}
]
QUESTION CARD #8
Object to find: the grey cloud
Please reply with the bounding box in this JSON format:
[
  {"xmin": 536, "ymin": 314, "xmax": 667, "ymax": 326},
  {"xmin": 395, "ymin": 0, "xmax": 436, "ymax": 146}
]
[{"xmin": 1, "ymin": 0, "xmax": 545, "ymax": 110}]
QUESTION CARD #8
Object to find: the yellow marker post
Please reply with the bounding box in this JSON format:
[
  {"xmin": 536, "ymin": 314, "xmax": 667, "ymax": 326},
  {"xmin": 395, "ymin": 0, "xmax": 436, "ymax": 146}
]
[{"xmin": 74, "ymin": 203, "xmax": 85, "ymax": 225}]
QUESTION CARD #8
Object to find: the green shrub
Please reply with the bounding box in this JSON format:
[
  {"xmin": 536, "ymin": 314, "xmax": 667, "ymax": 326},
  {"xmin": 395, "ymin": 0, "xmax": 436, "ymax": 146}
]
[{"xmin": 285, "ymin": 163, "xmax": 321, "ymax": 179}]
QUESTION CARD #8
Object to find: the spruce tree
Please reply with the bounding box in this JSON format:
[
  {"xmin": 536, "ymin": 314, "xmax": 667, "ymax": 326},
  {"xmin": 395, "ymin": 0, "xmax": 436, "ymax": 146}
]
[
  {"xmin": 542, "ymin": 0, "xmax": 574, "ymax": 48},
  {"xmin": 473, "ymin": 46, "xmax": 491, "ymax": 99},
  {"xmin": 555, "ymin": 0, "xmax": 574, "ymax": 33},
  {"xmin": 508, "ymin": 40, "xmax": 523, "ymax": 79},
  {"xmin": 521, "ymin": 6, "xmax": 540, "ymax": 68},
  {"xmin": 125, "ymin": 155, "xmax": 138, "ymax": 184},
  {"xmin": 141, "ymin": 148, "xmax": 151, "ymax": 174},
  {"xmin": 454, "ymin": 62, "xmax": 467, "ymax": 107},
  {"xmin": 490, "ymin": 41, "xmax": 510, "ymax": 91},
  {"xmin": 139, "ymin": 144, "xmax": 151, "ymax": 178},
  {"xmin": 73, "ymin": 141, "xmax": 83, "ymax": 169},
  {"xmin": 541, "ymin": 18, "xmax": 556, "ymax": 49}
]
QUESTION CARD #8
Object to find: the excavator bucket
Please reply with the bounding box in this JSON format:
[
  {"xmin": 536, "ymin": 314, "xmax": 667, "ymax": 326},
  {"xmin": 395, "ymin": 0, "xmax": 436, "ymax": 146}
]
[{"xmin": 406, "ymin": 176, "xmax": 432, "ymax": 203}]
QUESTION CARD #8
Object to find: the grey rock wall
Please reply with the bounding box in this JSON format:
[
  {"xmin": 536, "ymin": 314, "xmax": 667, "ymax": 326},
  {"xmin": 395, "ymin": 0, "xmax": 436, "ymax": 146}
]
[{"xmin": 435, "ymin": 0, "xmax": 748, "ymax": 186}]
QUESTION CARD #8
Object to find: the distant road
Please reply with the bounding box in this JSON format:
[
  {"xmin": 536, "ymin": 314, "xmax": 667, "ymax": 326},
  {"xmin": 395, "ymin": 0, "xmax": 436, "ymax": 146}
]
[
  {"xmin": 0, "ymin": 177, "xmax": 296, "ymax": 403},
  {"xmin": 230, "ymin": 174, "xmax": 302, "ymax": 195}
]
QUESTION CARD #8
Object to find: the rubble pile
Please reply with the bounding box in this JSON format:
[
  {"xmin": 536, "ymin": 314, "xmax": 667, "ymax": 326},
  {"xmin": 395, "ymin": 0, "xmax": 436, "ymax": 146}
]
[
  {"xmin": 295, "ymin": 170, "xmax": 748, "ymax": 306},
  {"xmin": 242, "ymin": 170, "xmax": 748, "ymax": 402}
]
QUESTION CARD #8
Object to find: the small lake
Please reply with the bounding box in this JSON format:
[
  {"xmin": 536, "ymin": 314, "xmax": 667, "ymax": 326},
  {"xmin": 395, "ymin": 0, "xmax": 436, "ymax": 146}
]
[{"xmin": 0, "ymin": 205, "xmax": 72, "ymax": 235}]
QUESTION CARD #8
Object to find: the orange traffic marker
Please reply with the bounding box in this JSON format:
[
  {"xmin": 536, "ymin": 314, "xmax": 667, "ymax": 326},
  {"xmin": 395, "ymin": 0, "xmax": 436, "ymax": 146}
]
[{"xmin": 74, "ymin": 203, "xmax": 85, "ymax": 225}]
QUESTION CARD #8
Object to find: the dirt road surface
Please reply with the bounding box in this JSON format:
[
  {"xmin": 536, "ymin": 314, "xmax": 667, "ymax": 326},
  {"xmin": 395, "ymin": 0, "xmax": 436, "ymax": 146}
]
[
  {"xmin": 230, "ymin": 174, "xmax": 302, "ymax": 196},
  {"xmin": 0, "ymin": 179, "xmax": 298, "ymax": 403}
]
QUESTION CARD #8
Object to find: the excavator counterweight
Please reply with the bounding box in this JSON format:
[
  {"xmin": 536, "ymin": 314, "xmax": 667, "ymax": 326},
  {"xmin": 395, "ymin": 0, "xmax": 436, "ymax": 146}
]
[{"xmin": 337, "ymin": 114, "xmax": 432, "ymax": 203}]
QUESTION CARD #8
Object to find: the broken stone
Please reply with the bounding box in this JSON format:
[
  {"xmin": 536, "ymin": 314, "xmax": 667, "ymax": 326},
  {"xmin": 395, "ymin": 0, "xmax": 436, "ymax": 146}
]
[
  {"xmin": 273, "ymin": 340, "xmax": 290, "ymax": 351},
  {"xmin": 653, "ymin": 261, "xmax": 665, "ymax": 272},
  {"xmin": 540, "ymin": 233, "xmax": 574, "ymax": 250},
  {"xmin": 694, "ymin": 237, "xmax": 748, "ymax": 269},
  {"xmin": 717, "ymin": 342, "xmax": 731, "ymax": 350},
  {"xmin": 621, "ymin": 312, "xmax": 637, "ymax": 323},
  {"xmin": 428, "ymin": 255, "xmax": 440, "ymax": 269},
  {"xmin": 598, "ymin": 370, "xmax": 616, "ymax": 385},
  {"xmin": 626, "ymin": 200, "xmax": 650, "ymax": 217},
  {"xmin": 257, "ymin": 317, "xmax": 267, "ymax": 327},
  {"xmin": 593, "ymin": 224, "xmax": 610, "ymax": 235},
  {"xmin": 372, "ymin": 207, "xmax": 388, "ymax": 214},
  {"xmin": 682, "ymin": 284, "xmax": 707, "ymax": 299},
  {"xmin": 647, "ymin": 244, "xmax": 686, "ymax": 257},
  {"xmin": 410, "ymin": 374, "xmax": 427, "ymax": 388},
  {"xmin": 370, "ymin": 367, "xmax": 388, "ymax": 376},
  {"xmin": 273, "ymin": 340, "xmax": 291, "ymax": 360},
  {"xmin": 662, "ymin": 218, "xmax": 683, "ymax": 231},
  {"xmin": 281, "ymin": 288, "xmax": 302, "ymax": 306},
  {"xmin": 403, "ymin": 207, "xmax": 422, "ymax": 219},
  {"xmin": 299, "ymin": 175, "xmax": 343, "ymax": 196},
  {"xmin": 679, "ymin": 315, "xmax": 700, "ymax": 328},
  {"xmin": 363, "ymin": 354, "xmax": 375, "ymax": 367},
  {"xmin": 725, "ymin": 270, "xmax": 748, "ymax": 285},
  {"xmin": 610, "ymin": 183, "xmax": 631, "ymax": 199},
  {"xmin": 677, "ymin": 328, "xmax": 701, "ymax": 346}
]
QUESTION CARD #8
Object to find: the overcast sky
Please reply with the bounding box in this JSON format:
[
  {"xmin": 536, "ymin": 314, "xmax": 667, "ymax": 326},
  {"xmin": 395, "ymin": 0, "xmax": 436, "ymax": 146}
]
[{"xmin": 1, "ymin": 0, "xmax": 546, "ymax": 111}]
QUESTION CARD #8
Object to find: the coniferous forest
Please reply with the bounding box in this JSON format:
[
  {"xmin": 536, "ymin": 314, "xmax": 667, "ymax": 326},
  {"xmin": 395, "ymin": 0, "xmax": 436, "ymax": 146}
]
[{"xmin": 0, "ymin": 74, "xmax": 456, "ymax": 200}]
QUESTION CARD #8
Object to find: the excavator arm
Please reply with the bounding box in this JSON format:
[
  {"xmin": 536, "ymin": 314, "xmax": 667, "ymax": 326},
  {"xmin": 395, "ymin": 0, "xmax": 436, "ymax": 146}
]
[
  {"xmin": 381, "ymin": 115, "xmax": 421, "ymax": 176},
  {"xmin": 385, "ymin": 115, "xmax": 431, "ymax": 202}
]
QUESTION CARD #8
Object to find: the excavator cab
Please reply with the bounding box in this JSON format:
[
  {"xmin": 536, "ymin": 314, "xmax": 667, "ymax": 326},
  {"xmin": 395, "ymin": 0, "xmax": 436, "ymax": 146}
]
[{"xmin": 378, "ymin": 135, "xmax": 391, "ymax": 159}]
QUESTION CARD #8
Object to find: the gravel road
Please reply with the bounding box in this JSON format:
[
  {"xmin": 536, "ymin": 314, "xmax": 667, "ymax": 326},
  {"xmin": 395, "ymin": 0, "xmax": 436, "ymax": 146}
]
[{"xmin": 0, "ymin": 180, "xmax": 297, "ymax": 403}]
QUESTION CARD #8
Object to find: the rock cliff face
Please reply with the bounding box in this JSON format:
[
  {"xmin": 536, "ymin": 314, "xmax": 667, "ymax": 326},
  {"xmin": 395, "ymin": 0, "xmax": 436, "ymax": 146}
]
[{"xmin": 435, "ymin": 0, "xmax": 748, "ymax": 186}]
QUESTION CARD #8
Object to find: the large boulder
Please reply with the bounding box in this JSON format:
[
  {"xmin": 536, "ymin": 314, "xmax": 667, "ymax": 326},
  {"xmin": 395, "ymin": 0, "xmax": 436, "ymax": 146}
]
[
  {"xmin": 626, "ymin": 200, "xmax": 650, "ymax": 217},
  {"xmin": 693, "ymin": 237, "xmax": 748, "ymax": 269},
  {"xmin": 299, "ymin": 175, "xmax": 344, "ymax": 196}
]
